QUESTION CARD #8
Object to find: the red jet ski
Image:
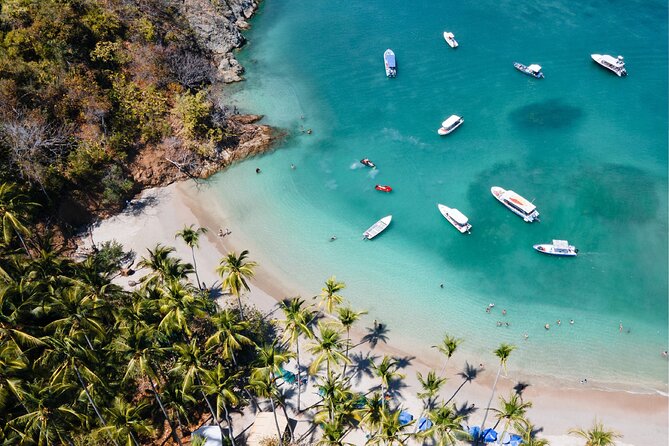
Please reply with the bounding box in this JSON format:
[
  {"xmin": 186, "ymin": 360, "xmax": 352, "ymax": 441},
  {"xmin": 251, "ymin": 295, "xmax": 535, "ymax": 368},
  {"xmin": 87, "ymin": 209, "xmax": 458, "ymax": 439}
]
[
  {"xmin": 360, "ymin": 158, "xmax": 376, "ymax": 168},
  {"xmin": 375, "ymin": 185, "xmax": 392, "ymax": 192}
]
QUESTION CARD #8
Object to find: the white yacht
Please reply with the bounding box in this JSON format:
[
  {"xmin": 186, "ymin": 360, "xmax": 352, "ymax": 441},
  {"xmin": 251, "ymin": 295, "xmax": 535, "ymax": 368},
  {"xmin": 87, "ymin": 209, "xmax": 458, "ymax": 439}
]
[
  {"xmin": 384, "ymin": 49, "xmax": 397, "ymax": 77},
  {"xmin": 437, "ymin": 204, "xmax": 471, "ymax": 234},
  {"xmin": 438, "ymin": 115, "xmax": 464, "ymax": 135},
  {"xmin": 363, "ymin": 215, "xmax": 392, "ymax": 240},
  {"xmin": 443, "ymin": 32, "xmax": 458, "ymax": 48},
  {"xmin": 490, "ymin": 186, "xmax": 540, "ymax": 222},
  {"xmin": 591, "ymin": 54, "xmax": 627, "ymax": 76},
  {"xmin": 534, "ymin": 240, "xmax": 578, "ymax": 256},
  {"xmin": 514, "ymin": 62, "xmax": 544, "ymax": 78}
]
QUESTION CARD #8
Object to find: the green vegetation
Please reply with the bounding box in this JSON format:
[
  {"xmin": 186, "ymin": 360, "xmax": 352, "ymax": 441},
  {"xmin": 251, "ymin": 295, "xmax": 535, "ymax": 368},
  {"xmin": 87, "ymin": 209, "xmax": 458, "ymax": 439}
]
[{"xmin": 0, "ymin": 0, "xmax": 233, "ymax": 228}]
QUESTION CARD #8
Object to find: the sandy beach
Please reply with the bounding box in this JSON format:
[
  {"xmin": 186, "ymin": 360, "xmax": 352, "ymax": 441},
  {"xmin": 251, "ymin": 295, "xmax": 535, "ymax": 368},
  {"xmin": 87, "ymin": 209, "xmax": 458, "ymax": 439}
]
[{"xmin": 82, "ymin": 181, "xmax": 668, "ymax": 446}]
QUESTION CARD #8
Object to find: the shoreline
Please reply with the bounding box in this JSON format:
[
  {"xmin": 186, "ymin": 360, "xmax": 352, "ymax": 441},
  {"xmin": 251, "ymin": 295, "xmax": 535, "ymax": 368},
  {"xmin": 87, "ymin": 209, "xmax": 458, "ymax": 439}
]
[{"xmin": 82, "ymin": 182, "xmax": 668, "ymax": 445}]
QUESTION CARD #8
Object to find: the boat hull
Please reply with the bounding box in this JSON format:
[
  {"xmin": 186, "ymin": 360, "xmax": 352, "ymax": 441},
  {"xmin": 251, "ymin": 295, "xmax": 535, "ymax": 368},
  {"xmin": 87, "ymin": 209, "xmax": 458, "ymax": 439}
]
[
  {"xmin": 363, "ymin": 215, "xmax": 392, "ymax": 240},
  {"xmin": 375, "ymin": 185, "xmax": 392, "ymax": 192},
  {"xmin": 513, "ymin": 62, "xmax": 544, "ymax": 78},
  {"xmin": 533, "ymin": 244, "xmax": 577, "ymax": 256},
  {"xmin": 591, "ymin": 54, "xmax": 627, "ymax": 77},
  {"xmin": 443, "ymin": 32, "xmax": 458, "ymax": 48}
]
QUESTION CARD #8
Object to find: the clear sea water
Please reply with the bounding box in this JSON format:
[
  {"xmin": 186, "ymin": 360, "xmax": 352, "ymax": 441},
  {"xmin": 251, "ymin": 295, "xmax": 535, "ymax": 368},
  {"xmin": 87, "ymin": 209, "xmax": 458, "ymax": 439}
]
[{"xmin": 200, "ymin": 0, "xmax": 668, "ymax": 391}]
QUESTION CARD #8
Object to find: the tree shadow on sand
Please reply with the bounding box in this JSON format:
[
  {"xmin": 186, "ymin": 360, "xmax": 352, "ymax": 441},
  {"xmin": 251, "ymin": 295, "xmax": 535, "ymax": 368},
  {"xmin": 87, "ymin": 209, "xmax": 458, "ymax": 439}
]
[
  {"xmin": 347, "ymin": 351, "xmax": 379, "ymax": 386},
  {"xmin": 514, "ymin": 381, "xmax": 530, "ymax": 400},
  {"xmin": 445, "ymin": 362, "xmax": 481, "ymax": 405},
  {"xmin": 360, "ymin": 322, "xmax": 390, "ymax": 349}
]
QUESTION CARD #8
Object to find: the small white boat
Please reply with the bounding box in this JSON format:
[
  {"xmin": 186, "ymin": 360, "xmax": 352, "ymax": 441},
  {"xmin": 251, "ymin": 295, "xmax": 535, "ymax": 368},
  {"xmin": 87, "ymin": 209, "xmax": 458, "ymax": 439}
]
[
  {"xmin": 384, "ymin": 49, "xmax": 397, "ymax": 78},
  {"xmin": 437, "ymin": 204, "xmax": 471, "ymax": 234},
  {"xmin": 443, "ymin": 32, "xmax": 458, "ymax": 48},
  {"xmin": 437, "ymin": 115, "xmax": 464, "ymax": 135},
  {"xmin": 514, "ymin": 62, "xmax": 544, "ymax": 78},
  {"xmin": 534, "ymin": 240, "xmax": 578, "ymax": 256},
  {"xmin": 591, "ymin": 54, "xmax": 627, "ymax": 76},
  {"xmin": 363, "ymin": 215, "xmax": 392, "ymax": 240},
  {"xmin": 490, "ymin": 186, "xmax": 540, "ymax": 222}
]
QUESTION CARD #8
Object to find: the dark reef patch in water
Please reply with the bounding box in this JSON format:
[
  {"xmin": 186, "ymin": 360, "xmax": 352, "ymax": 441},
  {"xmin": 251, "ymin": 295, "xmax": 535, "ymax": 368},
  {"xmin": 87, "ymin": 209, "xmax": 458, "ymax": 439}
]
[{"xmin": 510, "ymin": 99, "xmax": 583, "ymax": 130}]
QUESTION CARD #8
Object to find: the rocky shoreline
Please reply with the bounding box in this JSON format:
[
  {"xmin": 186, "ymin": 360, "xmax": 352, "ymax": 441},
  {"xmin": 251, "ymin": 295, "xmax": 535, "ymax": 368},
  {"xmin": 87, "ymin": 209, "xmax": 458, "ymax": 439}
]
[{"xmin": 127, "ymin": 0, "xmax": 277, "ymax": 190}]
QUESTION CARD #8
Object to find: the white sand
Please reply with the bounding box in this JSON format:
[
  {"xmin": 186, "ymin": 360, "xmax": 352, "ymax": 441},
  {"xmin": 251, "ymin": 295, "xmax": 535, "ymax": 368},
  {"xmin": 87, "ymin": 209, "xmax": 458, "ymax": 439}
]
[{"xmin": 82, "ymin": 182, "xmax": 668, "ymax": 446}]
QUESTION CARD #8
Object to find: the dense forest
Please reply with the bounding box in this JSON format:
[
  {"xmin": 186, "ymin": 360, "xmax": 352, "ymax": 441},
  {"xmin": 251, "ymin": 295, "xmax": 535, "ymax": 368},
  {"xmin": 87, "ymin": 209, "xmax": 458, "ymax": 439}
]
[{"xmin": 0, "ymin": 0, "xmax": 245, "ymax": 233}]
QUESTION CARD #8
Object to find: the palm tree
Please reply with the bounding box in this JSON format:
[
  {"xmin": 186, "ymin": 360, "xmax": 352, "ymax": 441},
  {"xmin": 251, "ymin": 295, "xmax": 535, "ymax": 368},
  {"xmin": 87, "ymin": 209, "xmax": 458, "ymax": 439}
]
[
  {"xmin": 138, "ymin": 244, "xmax": 194, "ymax": 284},
  {"xmin": 44, "ymin": 285, "xmax": 106, "ymax": 350},
  {"xmin": 517, "ymin": 422, "xmax": 550, "ymax": 446},
  {"xmin": 205, "ymin": 308, "xmax": 253, "ymax": 366},
  {"xmin": 415, "ymin": 370, "xmax": 447, "ymax": 433},
  {"xmin": 170, "ymin": 340, "xmax": 222, "ymax": 433},
  {"xmin": 432, "ymin": 333, "xmax": 462, "ymax": 375},
  {"xmin": 199, "ymin": 363, "xmax": 241, "ymax": 446},
  {"xmin": 175, "ymin": 225, "xmax": 208, "ymax": 289},
  {"xmin": 479, "ymin": 343, "xmax": 516, "ymax": 444},
  {"xmin": 279, "ymin": 297, "xmax": 315, "ymax": 412},
  {"xmin": 493, "ymin": 393, "xmax": 532, "ymax": 443},
  {"xmin": 318, "ymin": 418, "xmax": 355, "ymax": 446},
  {"xmin": 320, "ymin": 276, "xmax": 345, "ymax": 313},
  {"xmin": 116, "ymin": 321, "xmax": 183, "ymax": 446},
  {"xmin": 157, "ymin": 278, "xmax": 208, "ymax": 338},
  {"xmin": 216, "ymin": 250, "xmax": 257, "ymax": 319},
  {"xmin": 336, "ymin": 305, "xmax": 367, "ymax": 374},
  {"xmin": 309, "ymin": 322, "xmax": 350, "ymax": 376},
  {"xmin": 247, "ymin": 373, "xmax": 286, "ymax": 446},
  {"xmin": 419, "ymin": 403, "xmax": 469, "ymax": 446},
  {"xmin": 358, "ymin": 392, "xmax": 384, "ymax": 439},
  {"xmin": 0, "ymin": 342, "xmax": 28, "ymax": 413},
  {"xmin": 367, "ymin": 409, "xmax": 412, "ymax": 445},
  {"xmin": 95, "ymin": 397, "xmax": 154, "ymax": 446},
  {"xmin": 569, "ymin": 420, "xmax": 622, "ymax": 446},
  {"xmin": 0, "ymin": 182, "xmax": 38, "ymax": 255},
  {"xmin": 370, "ymin": 356, "xmax": 405, "ymax": 410}
]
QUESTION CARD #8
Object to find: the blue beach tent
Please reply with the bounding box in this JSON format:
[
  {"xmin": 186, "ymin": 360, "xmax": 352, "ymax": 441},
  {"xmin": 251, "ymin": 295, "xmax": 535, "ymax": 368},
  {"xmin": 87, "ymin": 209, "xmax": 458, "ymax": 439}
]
[
  {"xmin": 469, "ymin": 426, "xmax": 481, "ymax": 439},
  {"xmin": 483, "ymin": 428, "xmax": 498, "ymax": 443},
  {"xmin": 417, "ymin": 417, "xmax": 432, "ymax": 432},
  {"xmin": 398, "ymin": 410, "xmax": 414, "ymax": 425}
]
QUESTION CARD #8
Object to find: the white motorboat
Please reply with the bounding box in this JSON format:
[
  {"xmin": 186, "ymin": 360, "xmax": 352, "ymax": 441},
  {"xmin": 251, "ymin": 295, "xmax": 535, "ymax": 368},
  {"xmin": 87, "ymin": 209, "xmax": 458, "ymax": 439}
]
[
  {"xmin": 384, "ymin": 49, "xmax": 397, "ymax": 77},
  {"xmin": 437, "ymin": 204, "xmax": 471, "ymax": 234},
  {"xmin": 514, "ymin": 62, "xmax": 544, "ymax": 78},
  {"xmin": 443, "ymin": 32, "xmax": 458, "ymax": 48},
  {"xmin": 438, "ymin": 115, "xmax": 464, "ymax": 135},
  {"xmin": 363, "ymin": 215, "xmax": 392, "ymax": 240},
  {"xmin": 591, "ymin": 54, "xmax": 627, "ymax": 76},
  {"xmin": 534, "ymin": 240, "xmax": 578, "ymax": 256},
  {"xmin": 490, "ymin": 186, "xmax": 540, "ymax": 222}
]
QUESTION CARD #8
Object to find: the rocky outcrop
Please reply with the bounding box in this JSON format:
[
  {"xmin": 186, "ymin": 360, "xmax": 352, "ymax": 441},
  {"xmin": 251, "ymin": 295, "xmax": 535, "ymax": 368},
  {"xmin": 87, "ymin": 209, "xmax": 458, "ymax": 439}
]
[{"xmin": 180, "ymin": 0, "xmax": 259, "ymax": 82}]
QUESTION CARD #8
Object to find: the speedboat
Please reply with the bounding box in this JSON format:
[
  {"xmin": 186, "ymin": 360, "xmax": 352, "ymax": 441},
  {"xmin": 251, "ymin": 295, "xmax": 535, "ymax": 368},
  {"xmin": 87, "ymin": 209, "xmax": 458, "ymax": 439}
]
[
  {"xmin": 438, "ymin": 115, "xmax": 464, "ymax": 135},
  {"xmin": 360, "ymin": 158, "xmax": 376, "ymax": 168},
  {"xmin": 490, "ymin": 186, "xmax": 540, "ymax": 222},
  {"xmin": 591, "ymin": 54, "xmax": 627, "ymax": 76},
  {"xmin": 375, "ymin": 185, "xmax": 392, "ymax": 193},
  {"xmin": 384, "ymin": 49, "xmax": 397, "ymax": 77},
  {"xmin": 363, "ymin": 215, "xmax": 392, "ymax": 240},
  {"xmin": 437, "ymin": 204, "xmax": 471, "ymax": 234},
  {"xmin": 443, "ymin": 32, "xmax": 458, "ymax": 48},
  {"xmin": 514, "ymin": 62, "xmax": 544, "ymax": 78},
  {"xmin": 534, "ymin": 240, "xmax": 578, "ymax": 256}
]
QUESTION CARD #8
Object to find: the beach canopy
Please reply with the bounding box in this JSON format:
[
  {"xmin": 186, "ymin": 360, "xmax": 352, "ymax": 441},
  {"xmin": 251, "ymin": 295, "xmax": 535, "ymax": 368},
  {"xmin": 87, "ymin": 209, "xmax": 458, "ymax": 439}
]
[
  {"xmin": 191, "ymin": 426, "xmax": 223, "ymax": 446},
  {"xmin": 417, "ymin": 417, "xmax": 432, "ymax": 432},
  {"xmin": 398, "ymin": 410, "xmax": 414, "ymax": 425},
  {"xmin": 482, "ymin": 428, "xmax": 498, "ymax": 443},
  {"xmin": 502, "ymin": 433, "xmax": 523, "ymax": 446},
  {"xmin": 469, "ymin": 426, "xmax": 481, "ymax": 439}
]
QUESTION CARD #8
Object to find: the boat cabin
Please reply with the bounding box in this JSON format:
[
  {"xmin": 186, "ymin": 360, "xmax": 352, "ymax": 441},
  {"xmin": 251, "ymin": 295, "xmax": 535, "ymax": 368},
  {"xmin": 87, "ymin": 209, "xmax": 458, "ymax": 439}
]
[
  {"xmin": 448, "ymin": 208, "xmax": 469, "ymax": 227},
  {"xmin": 441, "ymin": 115, "xmax": 463, "ymax": 131},
  {"xmin": 527, "ymin": 64, "xmax": 542, "ymax": 75},
  {"xmin": 503, "ymin": 190, "xmax": 536, "ymax": 216},
  {"xmin": 552, "ymin": 240, "xmax": 570, "ymax": 253}
]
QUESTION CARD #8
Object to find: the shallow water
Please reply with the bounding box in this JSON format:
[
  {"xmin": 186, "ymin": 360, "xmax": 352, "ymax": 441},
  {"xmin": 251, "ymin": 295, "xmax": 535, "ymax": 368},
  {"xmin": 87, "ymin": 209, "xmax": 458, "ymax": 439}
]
[{"xmin": 206, "ymin": 0, "xmax": 668, "ymax": 390}]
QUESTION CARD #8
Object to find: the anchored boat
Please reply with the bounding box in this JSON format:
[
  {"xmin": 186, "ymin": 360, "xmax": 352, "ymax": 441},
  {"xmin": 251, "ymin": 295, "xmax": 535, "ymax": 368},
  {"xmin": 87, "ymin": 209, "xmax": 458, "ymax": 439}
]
[
  {"xmin": 384, "ymin": 49, "xmax": 397, "ymax": 77},
  {"xmin": 437, "ymin": 204, "xmax": 471, "ymax": 234},
  {"xmin": 438, "ymin": 115, "xmax": 464, "ymax": 135},
  {"xmin": 591, "ymin": 54, "xmax": 627, "ymax": 76},
  {"xmin": 514, "ymin": 62, "xmax": 544, "ymax": 78},
  {"xmin": 375, "ymin": 185, "xmax": 392, "ymax": 193},
  {"xmin": 491, "ymin": 186, "xmax": 540, "ymax": 222},
  {"xmin": 360, "ymin": 158, "xmax": 376, "ymax": 168},
  {"xmin": 534, "ymin": 240, "xmax": 578, "ymax": 256},
  {"xmin": 443, "ymin": 32, "xmax": 458, "ymax": 48},
  {"xmin": 363, "ymin": 215, "xmax": 392, "ymax": 240}
]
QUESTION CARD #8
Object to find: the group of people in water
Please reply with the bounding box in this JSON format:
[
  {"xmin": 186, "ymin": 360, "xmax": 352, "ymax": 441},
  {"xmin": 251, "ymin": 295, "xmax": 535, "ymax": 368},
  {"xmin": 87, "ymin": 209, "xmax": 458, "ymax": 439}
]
[{"xmin": 484, "ymin": 302, "xmax": 579, "ymax": 339}]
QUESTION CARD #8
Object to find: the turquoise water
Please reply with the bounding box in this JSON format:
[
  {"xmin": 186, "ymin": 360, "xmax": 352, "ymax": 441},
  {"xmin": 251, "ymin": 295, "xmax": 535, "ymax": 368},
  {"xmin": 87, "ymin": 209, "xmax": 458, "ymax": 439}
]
[{"xmin": 205, "ymin": 0, "xmax": 668, "ymax": 391}]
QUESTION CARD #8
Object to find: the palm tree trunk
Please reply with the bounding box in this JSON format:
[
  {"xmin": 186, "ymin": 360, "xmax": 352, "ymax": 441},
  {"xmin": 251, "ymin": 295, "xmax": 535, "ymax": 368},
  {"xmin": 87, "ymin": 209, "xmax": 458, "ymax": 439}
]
[
  {"xmin": 222, "ymin": 401, "xmax": 236, "ymax": 446},
  {"xmin": 277, "ymin": 398, "xmax": 294, "ymax": 441},
  {"xmin": 191, "ymin": 248, "xmax": 202, "ymax": 290},
  {"xmin": 479, "ymin": 365, "xmax": 502, "ymax": 445},
  {"xmin": 269, "ymin": 397, "xmax": 284, "ymax": 446},
  {"xmin": 445, "ymin": 377, "xmax": 469, "ymax": 405},
  {"xmin": 343, "ymin": 328, "xmax": 351, "ymax": 376},
  {"xmin": 381, "ymin": 383, "xmax": 386, "ymax": 411},
  {"xmin": 73, "ymin": 364, "xmax": 120, "ymax": 446},
  {"xmin": 296, "ymin": 338, "xmax": 302, "ymax": 412},
  {"xmin": 439, "ymin": 357, "xmax": 450, "ymax": 376},
  {"xmin": 236, "ymin": 295, "xmax": 245, "ymax": 320},
  {"xmin": 195, "ymin": 375, "xmax": 222, "ymax": 434},
  {"xmin": 148, "ymin": 375, "xmax": 183, "ymax": 446}
]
